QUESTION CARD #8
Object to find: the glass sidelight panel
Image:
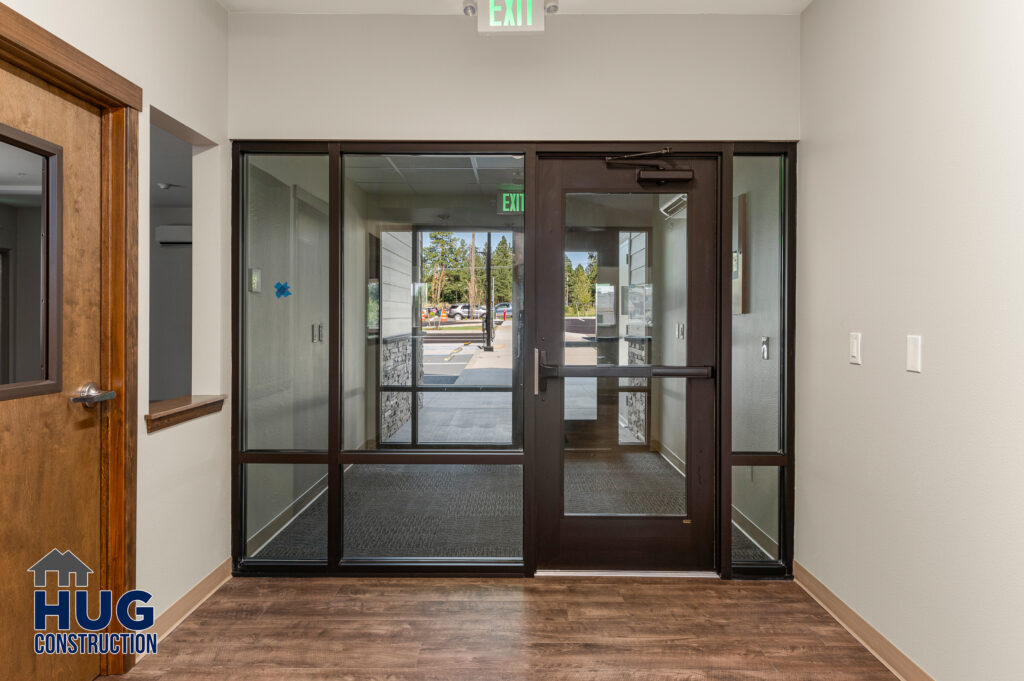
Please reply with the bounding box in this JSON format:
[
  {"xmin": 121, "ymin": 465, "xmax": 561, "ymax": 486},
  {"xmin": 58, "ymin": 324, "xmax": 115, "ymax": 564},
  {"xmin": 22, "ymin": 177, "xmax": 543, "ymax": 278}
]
[
  {"xmin": 342, "ymin": 154, "xmax": 524, "ymax": 449},
  {"xmin": 243, "ymin": 155, "xmax": 330, "ymax": 451},
  {"xmin": 731, "ymin": 466, "xmax": 781, "ymax": 562},
  {"xmin": 562, "ymin": 193, "xmax": 690, "ymax": 516},
  {"xmin": 732, "ymin": 156, "xmax": 784, "ymax": 452},
  {"xmin": 343, "ymin": 464, "xmax": 523, "ymax": 559},
  {"xmin": 244, "ymin": 463, "xmax": 328, "ymax": 560}
]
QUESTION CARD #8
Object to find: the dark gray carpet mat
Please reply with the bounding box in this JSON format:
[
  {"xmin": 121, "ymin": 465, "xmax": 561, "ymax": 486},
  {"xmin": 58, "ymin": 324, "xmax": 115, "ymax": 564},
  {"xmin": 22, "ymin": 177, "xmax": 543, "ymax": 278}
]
[
  {"xmin": 254, "ymin": 458, "xmax": 772, "ymax": 563},
  {"xmin": 564, "ymin": 451, "xmax": 687, "ymax": 515}
]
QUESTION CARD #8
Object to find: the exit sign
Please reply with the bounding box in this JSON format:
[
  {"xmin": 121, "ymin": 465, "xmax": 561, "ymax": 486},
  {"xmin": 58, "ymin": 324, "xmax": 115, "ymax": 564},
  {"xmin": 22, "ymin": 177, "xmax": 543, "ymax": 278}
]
[
  {"xmin": 497, "ymin": 190, "xmax": 525, "ymax": 215},
  {"xmin": 478, "ymin": 0, "xmax": 545, "ymax": 33}
]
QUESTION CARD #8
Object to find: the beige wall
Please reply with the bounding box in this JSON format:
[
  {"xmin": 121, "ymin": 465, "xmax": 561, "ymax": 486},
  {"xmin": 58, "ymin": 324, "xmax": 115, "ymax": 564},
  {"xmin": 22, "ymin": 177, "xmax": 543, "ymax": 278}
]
[
  {"xmin": 798, "ymin": 1, "xmax": 1024, "ymax": 679},
  {"xmin": 228, "ymin": 13, "xmax": 800, "ymax": 141},
  {"xmin": 3, "ymin": 0, "xmax": 232, "ymax": 619}
]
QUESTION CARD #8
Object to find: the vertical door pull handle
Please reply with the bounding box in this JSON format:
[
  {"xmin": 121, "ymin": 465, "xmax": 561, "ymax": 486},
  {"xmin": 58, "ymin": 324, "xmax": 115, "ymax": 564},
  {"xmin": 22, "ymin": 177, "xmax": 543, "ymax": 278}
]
[{"xmin": 534, "ymin": 348, "xmax": 540, "ymax": 396}]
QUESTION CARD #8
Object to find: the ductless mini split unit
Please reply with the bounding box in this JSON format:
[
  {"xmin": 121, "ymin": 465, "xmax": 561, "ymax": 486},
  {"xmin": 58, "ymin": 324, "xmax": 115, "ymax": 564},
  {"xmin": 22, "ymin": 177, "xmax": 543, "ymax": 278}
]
[
  {"xmin": 659, "ymin": 194, "xmax": 688, "ymax": 218},
  {"xmin": 155, "ymin": 224, "xmax": 192, "ymax": 245}
]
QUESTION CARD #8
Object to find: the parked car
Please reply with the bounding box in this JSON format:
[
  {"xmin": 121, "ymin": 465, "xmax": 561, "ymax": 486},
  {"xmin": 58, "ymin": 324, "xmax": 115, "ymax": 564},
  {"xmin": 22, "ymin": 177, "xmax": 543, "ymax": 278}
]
[
  {"xmin": 448, "ymin": 304, "xmax": 486, "ymax": 320},
  {"xmin": 492, "ymin": 302, "xmax": 513, "ymax": 318}
]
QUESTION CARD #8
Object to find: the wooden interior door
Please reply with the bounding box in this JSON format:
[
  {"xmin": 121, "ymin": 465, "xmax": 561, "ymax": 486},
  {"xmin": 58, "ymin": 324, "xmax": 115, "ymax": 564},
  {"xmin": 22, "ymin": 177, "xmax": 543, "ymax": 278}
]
[{"xmin": 0, "ymin": 60, "xmax": 105, "ymax": 681}]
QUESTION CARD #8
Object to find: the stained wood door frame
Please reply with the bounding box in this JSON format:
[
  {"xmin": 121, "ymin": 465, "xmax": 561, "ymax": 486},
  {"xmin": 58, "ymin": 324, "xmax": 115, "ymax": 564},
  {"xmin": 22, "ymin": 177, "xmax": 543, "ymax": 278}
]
[{"xmin": 0, "ymin": 3, "xmax": 142, "ymax": 675}]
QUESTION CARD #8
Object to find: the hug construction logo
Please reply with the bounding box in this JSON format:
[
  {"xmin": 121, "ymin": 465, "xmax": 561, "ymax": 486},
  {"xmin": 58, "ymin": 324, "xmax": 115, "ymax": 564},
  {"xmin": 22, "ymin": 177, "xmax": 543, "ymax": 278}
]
[{"xmin": 27, "ymin": 549, "xmax": 158, "ymax": 656}]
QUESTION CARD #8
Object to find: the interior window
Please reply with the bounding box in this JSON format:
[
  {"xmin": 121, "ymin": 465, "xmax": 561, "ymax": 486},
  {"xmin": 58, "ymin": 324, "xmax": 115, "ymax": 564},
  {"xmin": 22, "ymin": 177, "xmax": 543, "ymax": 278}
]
[{"xmin": 0, "ymin": 135, "xmax": 49, "ymax": 390}]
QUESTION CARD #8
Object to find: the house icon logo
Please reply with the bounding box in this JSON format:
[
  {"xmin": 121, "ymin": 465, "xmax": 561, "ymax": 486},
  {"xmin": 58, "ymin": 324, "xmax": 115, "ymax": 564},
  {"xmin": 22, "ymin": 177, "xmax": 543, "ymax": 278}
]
[
  {"xmin": 27, "ymin": 549, "xmax": 93, "ymax": 588},
  {"xmin": 28, "ymin": 548, "xmax": 158, "ymax": 657}
]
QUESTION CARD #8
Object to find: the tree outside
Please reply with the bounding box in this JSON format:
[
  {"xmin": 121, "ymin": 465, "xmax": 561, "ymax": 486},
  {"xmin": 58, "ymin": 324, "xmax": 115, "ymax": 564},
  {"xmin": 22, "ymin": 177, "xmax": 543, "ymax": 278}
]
[
  {"xmin": 565, "ymin": 251, "xmax": 598, "ymax": 316},
  {"xmin": 420, "ymin": 231, "xmax": 517, "ymax": 309}
]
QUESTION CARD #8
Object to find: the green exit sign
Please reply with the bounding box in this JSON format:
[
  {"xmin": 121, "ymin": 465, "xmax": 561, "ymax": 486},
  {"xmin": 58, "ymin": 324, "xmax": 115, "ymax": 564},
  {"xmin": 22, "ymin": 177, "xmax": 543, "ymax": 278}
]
[
  {"xmin": 478, "ymin": 0, "xmax": 545, "ymax": 33},
  {"xmin": 497, "ymin": 190, "xmax": 525, "ymax": 215}
]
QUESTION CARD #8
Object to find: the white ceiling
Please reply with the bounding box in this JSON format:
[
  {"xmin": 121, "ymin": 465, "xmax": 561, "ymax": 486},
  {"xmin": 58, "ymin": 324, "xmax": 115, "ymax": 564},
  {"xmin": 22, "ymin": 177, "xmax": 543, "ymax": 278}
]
[
  {"xmin": 218, "ymin": 0, "xmax": 812, "ymax": 15},
  {"xmin": 347, "ymin": 155, "xmax": 523, "ymax": 197}
]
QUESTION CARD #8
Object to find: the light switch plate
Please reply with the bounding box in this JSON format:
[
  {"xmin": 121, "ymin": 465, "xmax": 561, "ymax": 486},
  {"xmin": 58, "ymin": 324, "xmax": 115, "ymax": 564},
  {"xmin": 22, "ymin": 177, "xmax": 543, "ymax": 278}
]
[
  {"xmin": 248, "ymin": 268, "xmax": 262, "ymax": 293},
  {"xmin": 906, "ymin": 335, "xmax": 922, "ymax": 373},
  {"xmin": 849, "ymin": 332, "xmax": 862, "ymax": 365}
]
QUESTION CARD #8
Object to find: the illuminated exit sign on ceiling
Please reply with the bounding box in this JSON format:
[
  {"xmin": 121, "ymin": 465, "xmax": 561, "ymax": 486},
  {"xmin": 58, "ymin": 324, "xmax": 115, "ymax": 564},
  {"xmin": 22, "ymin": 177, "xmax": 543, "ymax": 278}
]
[
  {"xmin": 479, "ymin": 0, "xmax": 545, "ymax": 34},
  {"xmin": 497, "ymin": 190, "xmax": 525, "ymax": 215}
]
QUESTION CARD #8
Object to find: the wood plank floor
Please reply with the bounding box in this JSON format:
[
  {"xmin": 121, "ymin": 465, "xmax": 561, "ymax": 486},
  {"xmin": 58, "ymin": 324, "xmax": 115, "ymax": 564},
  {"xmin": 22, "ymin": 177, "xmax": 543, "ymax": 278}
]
[{"xmin": 125, "ymin": 577, "xmax": 897, "ymax": 681}]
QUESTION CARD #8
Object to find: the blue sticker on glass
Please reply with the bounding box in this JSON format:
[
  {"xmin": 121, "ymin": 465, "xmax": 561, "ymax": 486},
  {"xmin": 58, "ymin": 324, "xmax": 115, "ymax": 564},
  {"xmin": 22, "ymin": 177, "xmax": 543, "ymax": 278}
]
[{"xmin": 274, "ymin": 282, "xmax": 292, "ymax": 299}]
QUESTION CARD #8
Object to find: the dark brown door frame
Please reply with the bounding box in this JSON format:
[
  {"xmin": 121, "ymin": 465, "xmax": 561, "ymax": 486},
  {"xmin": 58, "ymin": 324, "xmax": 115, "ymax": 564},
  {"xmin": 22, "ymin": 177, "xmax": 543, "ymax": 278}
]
[
  {"xmin": 230, "ymin": 140, "xmax": 796, "ymax": 580},
  {"xmin": 532, "ymin": 153, "xmax": 719, "ymax": 571},
  {"xmin": 0, "ymin": 3, "xmax": 142, "ymax": 674}
]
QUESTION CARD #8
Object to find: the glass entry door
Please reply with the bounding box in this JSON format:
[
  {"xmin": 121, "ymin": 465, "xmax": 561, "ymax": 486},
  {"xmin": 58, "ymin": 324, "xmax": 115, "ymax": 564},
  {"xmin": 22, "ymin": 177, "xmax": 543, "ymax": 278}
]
[{"xmin": 533, "ymin": 154, "xmax": 718, "ymax": 571}]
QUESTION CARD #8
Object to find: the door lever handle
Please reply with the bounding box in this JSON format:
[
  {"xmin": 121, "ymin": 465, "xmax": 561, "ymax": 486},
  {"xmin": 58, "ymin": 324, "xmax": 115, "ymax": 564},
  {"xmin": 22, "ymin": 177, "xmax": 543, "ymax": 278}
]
[{"xmin": 71, "ymin": 382, "xmax": 116, "ymax": 407}]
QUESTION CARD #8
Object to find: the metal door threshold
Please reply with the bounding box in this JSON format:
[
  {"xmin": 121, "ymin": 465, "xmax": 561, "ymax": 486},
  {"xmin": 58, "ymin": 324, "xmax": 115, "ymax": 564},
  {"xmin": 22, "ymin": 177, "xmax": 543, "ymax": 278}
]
[{"xmin": 534, "ymin": 570, "xmax": 719, "ymax": 579}]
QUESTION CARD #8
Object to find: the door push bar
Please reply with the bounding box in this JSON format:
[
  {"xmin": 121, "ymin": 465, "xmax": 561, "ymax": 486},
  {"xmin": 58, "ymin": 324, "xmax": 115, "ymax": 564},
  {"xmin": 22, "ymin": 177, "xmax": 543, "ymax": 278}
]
[{"xmin": 533, "ymin": 349, "xmax": 713, "ymax": 395}]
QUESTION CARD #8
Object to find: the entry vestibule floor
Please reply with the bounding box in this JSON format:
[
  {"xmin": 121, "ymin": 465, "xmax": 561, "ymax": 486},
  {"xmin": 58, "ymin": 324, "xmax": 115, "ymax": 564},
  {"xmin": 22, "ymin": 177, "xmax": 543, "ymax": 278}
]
[
  {"xmin": 252, "ymin": 456, "xmax": 772, "ymax": 562},
  {"xmin": 125, "ymin": 577, "xmax": 897, "ymax": 681}
]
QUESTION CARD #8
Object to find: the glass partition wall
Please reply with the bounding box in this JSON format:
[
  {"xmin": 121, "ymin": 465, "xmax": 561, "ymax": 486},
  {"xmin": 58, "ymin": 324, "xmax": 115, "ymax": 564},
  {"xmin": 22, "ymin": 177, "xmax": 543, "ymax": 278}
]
[
  {"xmin": 233, "ymin": 142, "xmax": 795, "ymax": 576},
  {"xmin": 237, "ymin": 147, "xmax": 525, "ymax": 569},
  {"xmin": 727, "ymin": 150, "xmax": 795, "ymax": 577}
]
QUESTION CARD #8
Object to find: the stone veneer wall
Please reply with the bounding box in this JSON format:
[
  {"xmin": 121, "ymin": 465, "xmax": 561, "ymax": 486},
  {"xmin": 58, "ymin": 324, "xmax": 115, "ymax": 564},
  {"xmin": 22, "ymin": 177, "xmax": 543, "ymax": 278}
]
[
  {"xmin": 380, "ymin": 335, "xmax": 422, "ymax": 442},
  {"xmin": 624, "ymin": 339, "xmax": 648, "ymax": 442}
]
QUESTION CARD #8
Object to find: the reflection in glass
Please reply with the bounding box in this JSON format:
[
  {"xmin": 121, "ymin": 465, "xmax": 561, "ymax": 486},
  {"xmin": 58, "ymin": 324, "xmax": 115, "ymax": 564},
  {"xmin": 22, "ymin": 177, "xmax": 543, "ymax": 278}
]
[
  {"xmin": 0, "ymin": 139, "xmax": 46, "ymax": 386},
  {"xmin": 342, "ymin": 154, "xmax": 524, "ymax": 449},
  {"xmin": 343, "ymin": 464, "xmax": 522, "ymax": 559},
  {"xmin": 562, "ymin": 193, "xmax": 689, "ymax": 516},
  {"xmin": 732, "ymin": 156, "xmax": 783, "ymax": 452},
  {"xmin": 243, "ymin": 155, "xmax": 330, "ymax": 451},
  {"xmin": 731, "ymin": 466, "xmax": 781, "ymax": 562},
  {"xmin": 244, "ymin": 463, "xmax": 328, "ymax": 560}
]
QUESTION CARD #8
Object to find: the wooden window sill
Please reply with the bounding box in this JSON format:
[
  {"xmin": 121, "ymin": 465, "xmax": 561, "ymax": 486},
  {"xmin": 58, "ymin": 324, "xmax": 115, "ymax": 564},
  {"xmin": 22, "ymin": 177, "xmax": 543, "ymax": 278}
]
[{"xmin": 146, "ymin": 394, "xmax": 226, "ymax": 434}]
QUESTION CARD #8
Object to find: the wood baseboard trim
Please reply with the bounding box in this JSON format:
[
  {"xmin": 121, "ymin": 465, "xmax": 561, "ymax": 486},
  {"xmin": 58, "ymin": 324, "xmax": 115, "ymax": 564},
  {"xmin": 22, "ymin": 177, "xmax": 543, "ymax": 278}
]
[
  {"xmin": 794, "ymin": 561, "xmax": 933, "ymax": 681},
  {"xmin": 137, "ymin": 557, "xmax": 231, "ymax": 662}
]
